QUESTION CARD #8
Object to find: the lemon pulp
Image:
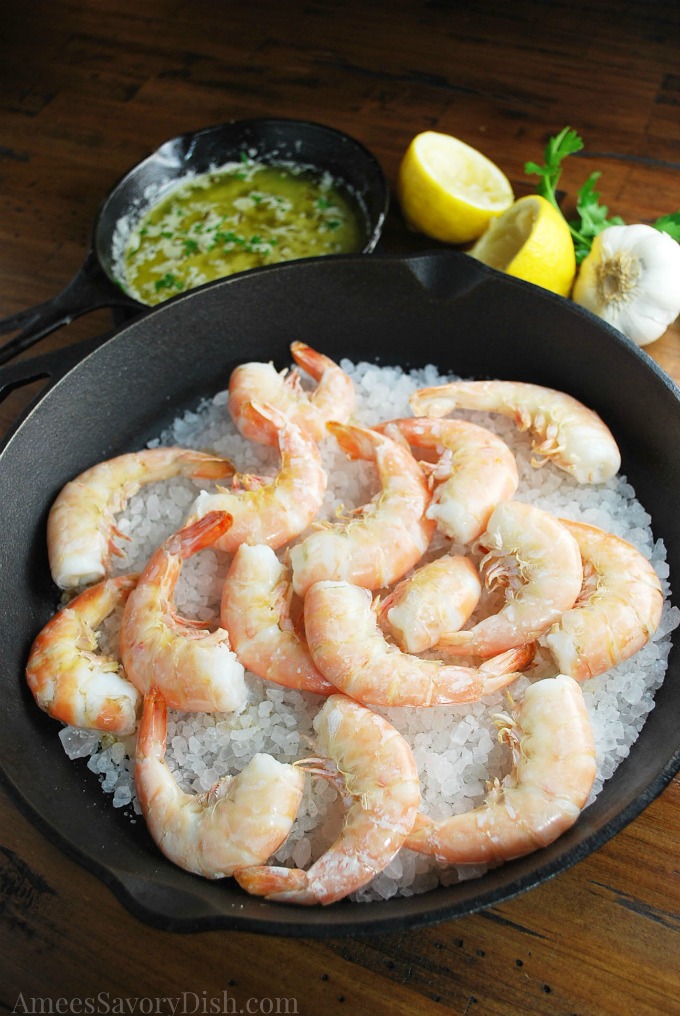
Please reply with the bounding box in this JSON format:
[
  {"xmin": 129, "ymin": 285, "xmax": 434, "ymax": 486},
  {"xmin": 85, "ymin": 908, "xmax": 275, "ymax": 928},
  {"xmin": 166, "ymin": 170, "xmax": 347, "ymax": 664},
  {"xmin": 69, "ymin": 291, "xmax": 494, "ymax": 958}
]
[
  {"xmin": 397, "ymin": 131, "xmax": 514, "ymax": 245},
  {"xmin": 470, "ymin": 194, "xmax": 577, "ymax": 297}
]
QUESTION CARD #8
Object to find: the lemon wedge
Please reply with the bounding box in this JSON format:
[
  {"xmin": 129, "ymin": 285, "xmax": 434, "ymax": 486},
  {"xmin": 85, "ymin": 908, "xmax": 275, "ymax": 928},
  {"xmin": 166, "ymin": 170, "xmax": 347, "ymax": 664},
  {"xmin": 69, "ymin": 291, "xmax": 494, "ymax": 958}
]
[
  {"xmin": 470, "ymin": 194, "xmax": 577, "ymax": 297},
  {"xmin": 397, "ymin": 131, "xmax": 514, "ymax": 245}
]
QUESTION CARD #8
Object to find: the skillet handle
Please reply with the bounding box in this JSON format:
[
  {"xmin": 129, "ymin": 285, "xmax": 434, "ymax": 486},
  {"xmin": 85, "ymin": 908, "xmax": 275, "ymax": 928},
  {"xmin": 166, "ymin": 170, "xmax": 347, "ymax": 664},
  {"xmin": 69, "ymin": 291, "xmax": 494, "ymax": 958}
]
[
  {"xmin": 0, "ymin": 250, "xmax": 140, "ymax": 366},
  {"xmin": 0, "ymin": 333, "xmax": 109, "ymax": 409}
]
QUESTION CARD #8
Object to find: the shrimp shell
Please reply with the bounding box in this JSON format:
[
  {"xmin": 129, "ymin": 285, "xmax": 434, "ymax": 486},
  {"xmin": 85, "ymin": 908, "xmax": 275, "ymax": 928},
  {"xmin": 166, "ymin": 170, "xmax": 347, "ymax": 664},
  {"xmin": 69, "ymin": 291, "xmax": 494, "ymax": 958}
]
[
  {"xmin": 120, "ymin": 511, "xmax": 247, "ymax": 713},
  {"xmin": 188, "ymin": 400, "xmax": 327, "ymax": 552},
  {"xmin": 409, "ymin": 379, "xmax": 621, "ymax": 484},
  {"xmin": 439, "ymin": 501, "xmax": 583, "ymax": 657},
  {"xmin": 25, "ymin": 574, "xmax": 140, "ymax": 735},
  {"xmin": 220, "ymin": 543, "xmax": 335, "ymax": 695},
  {"xmin": 377, "ymin": 554, "xmax": 482, "ymax": 654},
  {"xmin": 47, "ymin": 447, "xmax": 234, "ymax": 590},
  {"xmin": 290, "ymin": 421, "xmax": 435, "ymax": 597},
  {"xmin": 135, "ymin": 688, "xmax": 306, "ymax": 879},
  {"xmin": 228, "ymin": 341, "xmax": 355, "ymax": 446},
  {"xmin": 544, "ymin": 519, "xmax": 664, "ymax": 680},
  {"xmin": 405, "ymin": 674, "xmax": 596, "ymax": 864},
  {"xmin": 377, "ymin": 416, "xmax": 518, "ymax": 543},
  {"xmin": 234, "ymin": 694, "xmax": 421, "ymax": 904},
  {"xmin": 304, "ymin": 580, "xmax": 533, "ymax": 708}
]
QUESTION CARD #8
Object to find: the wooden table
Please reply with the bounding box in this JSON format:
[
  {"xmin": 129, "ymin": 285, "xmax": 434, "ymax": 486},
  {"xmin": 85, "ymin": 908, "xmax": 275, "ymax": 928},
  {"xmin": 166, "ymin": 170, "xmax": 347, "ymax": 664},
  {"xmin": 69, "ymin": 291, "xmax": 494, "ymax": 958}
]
[{"xmin": 1, "ymin": 2, "xmax": 679, "ymax": 1012}]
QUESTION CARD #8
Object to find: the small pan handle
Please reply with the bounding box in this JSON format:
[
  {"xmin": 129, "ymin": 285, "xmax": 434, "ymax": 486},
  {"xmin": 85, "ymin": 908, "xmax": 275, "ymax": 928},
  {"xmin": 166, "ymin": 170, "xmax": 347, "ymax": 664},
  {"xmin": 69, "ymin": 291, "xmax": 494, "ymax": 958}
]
[
  {"xmin": 0, "ymin": 250, "xmax": 140, "ymax": 366},
  {"xmin": 0, "ymin": 333, "xmax": 109, "ymax": 412}
]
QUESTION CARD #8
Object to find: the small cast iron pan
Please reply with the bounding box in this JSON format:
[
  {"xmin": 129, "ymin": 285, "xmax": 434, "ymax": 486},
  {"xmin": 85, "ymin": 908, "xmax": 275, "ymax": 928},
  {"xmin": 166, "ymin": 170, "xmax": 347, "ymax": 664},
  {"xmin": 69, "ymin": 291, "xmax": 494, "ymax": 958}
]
[
  {"xmin": 0, "ymin": 118, "xmax": 388, "ymax": 365},
  {"xmin": 1, "ymin": 251, "xmax": 679, "ymax": 936}
]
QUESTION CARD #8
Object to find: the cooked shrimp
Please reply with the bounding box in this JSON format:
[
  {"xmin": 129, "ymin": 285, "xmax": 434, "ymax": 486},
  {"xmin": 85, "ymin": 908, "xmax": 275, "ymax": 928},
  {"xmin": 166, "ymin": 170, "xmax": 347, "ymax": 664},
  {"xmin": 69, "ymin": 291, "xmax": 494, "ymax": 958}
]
[
  {"xmin": 377, "ymin": 417, "xmax": 518, "ymax": 543},
  {"xmin": 377, "ymin": 555, "xmax": 482, "ymax": 654},
  {"xmin": 234, "ymin": 694, "xmax": 420, "ymax": 904},
  {"xmin": 304, "ymin": 581, "xmax": 533, "ymax": 707},
  {"xmin": 120, "ymin": 511, "xmax": 247, "ymax": 713},
  {"xmin": 47, "ymin": 447, "xmax": 235, "ymax": 589},
  {"xmin": 290, "ymin": 422, "xmax": 435, "ymax": 597},
  {"xmin": 135, "ymin": 687, "xmax": 305, "ymax": 879},
  {"xmin": 221, "ymin": 543, "xmax": 335, "ymax": 695},
  {"xmin": 438, "ymin": 501, "xmax": 583, "ymax": 657},
  {"xmin": 188, "ymin": 400, "xmax": 327, "ymax": 552},
  {"xmin": 25, "ymin": 574, "xmax": 140, "ymax": 735},
  {"xmin": 229, "ymin": 341, "xmax": 355, "ymax": 446},
  {"xmin": 405, "ymin": 674, "xmax": 596, "ymax": 864},
  {"xmin": 409, "ymin": 379, "xmax": 621, "ymax": 484},
  {"xmin": 544, "ymin": 519, "xmax": 664, "ymax": 681}
]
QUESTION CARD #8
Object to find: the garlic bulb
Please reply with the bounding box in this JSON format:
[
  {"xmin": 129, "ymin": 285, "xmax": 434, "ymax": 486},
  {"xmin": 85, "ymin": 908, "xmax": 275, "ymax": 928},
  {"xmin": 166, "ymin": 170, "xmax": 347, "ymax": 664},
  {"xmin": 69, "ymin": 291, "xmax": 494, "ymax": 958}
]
[{"xmin": 572, "ymin": 223, "xmax": 680, "ymax": 346}]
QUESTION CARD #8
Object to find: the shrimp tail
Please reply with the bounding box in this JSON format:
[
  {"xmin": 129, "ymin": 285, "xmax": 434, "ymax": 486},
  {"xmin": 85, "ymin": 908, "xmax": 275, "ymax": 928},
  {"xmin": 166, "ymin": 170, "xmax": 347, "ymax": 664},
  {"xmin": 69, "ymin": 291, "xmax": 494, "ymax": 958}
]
[
  {"xmin": 404, "ymin": 813, "xmax": 438, "ymax": 853},
  {"xmin": 168, "ymin": 511, "xmax": 233, "ymax": 558},
  {"xmin": 234, "ymin": 864, "xmax": 309, "ymax": 901},
  {"xmin": 327, "ymin": 421, "xmax": 376, "ymax": 460},
  {"xmin": 476, "ymin": 642, "xmax": 536, "ymax": 694},
  {"xmin": 290, "ymin": 340, "xmax": 330, "ymax": 381},
  {"xmin": 247, "ymin": 400, "xmax": 284, "ymax": 429},
  {"xmin": 181, "ymin": 453, "xmax": 236, "ymax": 481},
  {"xmin": 136, "ymin": 687, "xmax": 167, "ymax": 761},
  {"xmin": 480, "ymin": 642, "xmax": 536, "ymax": 674}
]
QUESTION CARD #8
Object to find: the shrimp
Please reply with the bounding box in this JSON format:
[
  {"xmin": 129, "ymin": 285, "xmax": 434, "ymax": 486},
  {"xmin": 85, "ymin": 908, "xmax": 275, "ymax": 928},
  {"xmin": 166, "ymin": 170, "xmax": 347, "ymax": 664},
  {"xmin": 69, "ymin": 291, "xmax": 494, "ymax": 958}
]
[
  {"xmin": 188, "ymin": 401, "xmax": 327, "ymax": 552},
  {"xmin": 303, "ymin": 580, "xmax": 533, "ymax": 708},
  {"xmin": 438, "ymin": 501, "xmax": 583, "ymax": 657},
  {"xmin": 377, "ymin": 417, "xmax": 518, "ymax": 544},
  {"xmin": 409, "ymin": 379, "xmax": 621, "ymax": 484},
  {"xmin": 405, "ymin": 674, "xmax": 596, "ymax": 864},
  {"xmin": 47, "ymin": 447, "xmax": 235, "ymax": 590},
  {"xmin": 220, "ymin": 543, "xmax": 335, "ymax": 695},
  {"xmin": 228, "ymin": 341, "xmax": 355, "ymax": 446},
  {"xmin": 290, "ymin": 422, "xmax": 435, "ymax": 597},
  {"xmin": 377, "ymin": 555, "xmax": 482, "ymax": 654},
  {"xmin": 120, "ymin": 511, "xmax": 248, "ymax": 713},
  {"xmin": 234, "ymin": 694, "xmax": 421, "ymax": 904},
  {"xmin": 544, "ymin": 519, "xmax": 664, "ymax": 681},
  {"xmin": 135, "ymin": 687, "xmax": 305, "ymax": 879},
  {"xmin": 25, "ymin": 574, "xmax": 140, "ymax": 735}
]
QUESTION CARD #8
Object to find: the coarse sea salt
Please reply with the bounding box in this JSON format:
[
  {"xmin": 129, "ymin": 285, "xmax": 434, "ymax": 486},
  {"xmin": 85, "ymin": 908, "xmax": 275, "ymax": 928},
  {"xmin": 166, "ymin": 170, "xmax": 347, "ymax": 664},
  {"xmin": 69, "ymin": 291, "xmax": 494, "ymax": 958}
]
[{"xmin": 59, "ymin": 357, "xmax": 678, "ymax": 902}]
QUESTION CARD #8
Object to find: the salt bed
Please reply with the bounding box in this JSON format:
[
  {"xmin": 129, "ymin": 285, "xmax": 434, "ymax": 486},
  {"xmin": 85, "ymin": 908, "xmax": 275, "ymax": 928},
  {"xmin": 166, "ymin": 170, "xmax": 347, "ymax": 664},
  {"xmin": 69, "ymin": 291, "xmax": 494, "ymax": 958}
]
[{"xmin": 57, "ymin": 358, "xmax": 680, "ymax": 902}]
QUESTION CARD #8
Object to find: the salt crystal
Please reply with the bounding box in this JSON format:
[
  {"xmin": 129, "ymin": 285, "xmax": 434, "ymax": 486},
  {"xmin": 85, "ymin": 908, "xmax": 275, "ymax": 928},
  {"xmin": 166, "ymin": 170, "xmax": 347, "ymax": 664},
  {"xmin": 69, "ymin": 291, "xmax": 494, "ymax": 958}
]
[
  {"xmin": 59, "ymin": 727, "xmax": 101, "ymax": 759},
  {"xmin": 113, "ymin": 784, "xmax": 133, "ymax": 808}
]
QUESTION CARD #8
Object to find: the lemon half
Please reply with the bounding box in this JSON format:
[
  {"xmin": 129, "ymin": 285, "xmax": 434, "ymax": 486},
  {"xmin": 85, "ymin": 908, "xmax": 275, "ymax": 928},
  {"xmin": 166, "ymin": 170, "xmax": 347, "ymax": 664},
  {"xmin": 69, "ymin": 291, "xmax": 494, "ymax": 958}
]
[
  {"xmin": 470, "ymin": 194, "xmax": 577, "ymax": 297},
  {"xmin": 397, "ymin": 131, "xmax": 515, "ymax": 245}
]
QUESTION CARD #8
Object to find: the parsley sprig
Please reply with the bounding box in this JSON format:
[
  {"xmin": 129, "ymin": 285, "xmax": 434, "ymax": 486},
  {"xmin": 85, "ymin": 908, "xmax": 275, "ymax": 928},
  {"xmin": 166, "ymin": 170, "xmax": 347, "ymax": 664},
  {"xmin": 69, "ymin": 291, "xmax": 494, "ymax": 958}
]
[{"xmin": 525, "ymin": 127, "xmax": 680, "ymax": 263}]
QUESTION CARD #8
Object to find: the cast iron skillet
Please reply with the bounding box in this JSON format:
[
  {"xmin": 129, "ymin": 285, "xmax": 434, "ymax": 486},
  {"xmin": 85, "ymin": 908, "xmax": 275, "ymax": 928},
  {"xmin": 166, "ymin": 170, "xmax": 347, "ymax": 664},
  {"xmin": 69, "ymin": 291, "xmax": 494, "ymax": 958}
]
[
  {"xmin": 1, "ymin": 251, "xmax": 679, "ymax": 936},
  {"xmin": 0, "ymin": 118, "xmax": 388, "ymax": 365}
]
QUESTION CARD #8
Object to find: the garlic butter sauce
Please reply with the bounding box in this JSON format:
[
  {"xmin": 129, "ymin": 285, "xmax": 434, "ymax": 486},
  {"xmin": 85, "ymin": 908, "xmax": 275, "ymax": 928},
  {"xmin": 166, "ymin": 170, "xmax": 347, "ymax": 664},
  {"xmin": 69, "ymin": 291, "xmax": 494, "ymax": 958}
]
[{"xmin": 121, "ymin": 158, "xmax": 366, "ymax": 305}]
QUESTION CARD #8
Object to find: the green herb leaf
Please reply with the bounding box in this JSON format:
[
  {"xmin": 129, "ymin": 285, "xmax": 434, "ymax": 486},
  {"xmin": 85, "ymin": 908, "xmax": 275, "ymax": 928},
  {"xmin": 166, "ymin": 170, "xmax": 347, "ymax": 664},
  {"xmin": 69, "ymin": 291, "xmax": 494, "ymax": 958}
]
[
  {"xmin": 524, "ymin": 127, "xmax": 584, "ymax": 212},
  {"xmin": 525, "ymin": 127, "xmax": 628, "ymax": 263},
  {"xmin": 569, "ymin": 172, "xmax": 625, "ymax": 264},
  {"xmin": 182, "ymin": 238, "xmax": 199, "ymax": 256},
  {"xmin": 653, "ymin": 211, "xmax": 680, "ymax": 241},
  {"xmin": 154, "ymin": 273, "xmax": 183, "ymax": 293}
]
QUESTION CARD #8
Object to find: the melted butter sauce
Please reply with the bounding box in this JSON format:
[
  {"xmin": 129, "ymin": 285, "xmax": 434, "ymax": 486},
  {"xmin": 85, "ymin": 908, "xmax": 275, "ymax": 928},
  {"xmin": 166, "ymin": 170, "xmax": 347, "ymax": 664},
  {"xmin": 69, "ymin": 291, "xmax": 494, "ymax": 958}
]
[{"xmin": 121, "ymin": 159, "xmax": 366, "ymax": 305}]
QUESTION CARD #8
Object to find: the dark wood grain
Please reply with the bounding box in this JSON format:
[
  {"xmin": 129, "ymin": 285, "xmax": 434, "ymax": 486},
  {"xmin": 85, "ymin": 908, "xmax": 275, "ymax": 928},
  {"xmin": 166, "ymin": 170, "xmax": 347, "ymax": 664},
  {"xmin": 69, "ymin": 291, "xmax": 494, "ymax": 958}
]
[{"xmin": 1, "ymin": 2, "xmax": 679, "ymax": 1012}]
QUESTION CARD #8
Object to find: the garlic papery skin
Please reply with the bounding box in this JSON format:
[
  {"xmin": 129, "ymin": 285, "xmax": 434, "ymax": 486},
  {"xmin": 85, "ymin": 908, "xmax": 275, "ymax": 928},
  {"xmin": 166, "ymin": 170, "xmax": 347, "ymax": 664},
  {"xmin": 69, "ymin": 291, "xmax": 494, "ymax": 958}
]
[{"xmin": 572, "ymin": 223, "xmax": 680, "ymax": 346}]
